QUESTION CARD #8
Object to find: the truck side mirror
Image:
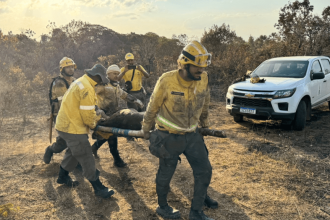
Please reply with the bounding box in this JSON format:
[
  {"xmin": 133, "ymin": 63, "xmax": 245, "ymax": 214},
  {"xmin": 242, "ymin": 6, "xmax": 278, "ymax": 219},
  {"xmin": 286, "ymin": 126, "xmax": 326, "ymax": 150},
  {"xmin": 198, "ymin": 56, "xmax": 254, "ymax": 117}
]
[{"xmin": 312, "ymin": 72, "xmax": 325, "ymax": 80}]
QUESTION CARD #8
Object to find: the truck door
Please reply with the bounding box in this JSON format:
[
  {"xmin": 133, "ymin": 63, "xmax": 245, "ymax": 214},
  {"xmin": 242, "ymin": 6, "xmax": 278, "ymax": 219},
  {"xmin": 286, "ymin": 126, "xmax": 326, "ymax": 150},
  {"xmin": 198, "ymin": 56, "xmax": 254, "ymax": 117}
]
[
  {"xmin": 310, "ymin": 60, "xmax": 324, "ymax": 105},
  {"xmin": 320, "ymin": 58, "xmax": 330, "ymax": 99}
]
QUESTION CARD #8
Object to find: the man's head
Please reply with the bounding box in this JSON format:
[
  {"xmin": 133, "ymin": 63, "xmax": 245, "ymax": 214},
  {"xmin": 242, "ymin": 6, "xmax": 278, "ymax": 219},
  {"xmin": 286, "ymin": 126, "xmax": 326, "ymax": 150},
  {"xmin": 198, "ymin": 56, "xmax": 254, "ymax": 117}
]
[
  {"xmin": 185, "ymin": 64, "xmax": 205, "ymax": 80},
  {"xmin": 106, "ymin": 64, "xmax": 120, "ymax": 81},
  {"xmin": 125, "ymin": 53, "xmax": 135, "ymax": 65},
  {"xmin": 85, "ymin": 64, "xmax": 109, "ymax": 85},
  {"xmin": 177, "ymin": 41, "xmax": 212, "ymax": 81},
  {"xmin": 60, "ymin": 57, "xmax": 77, "ymax": 77}
]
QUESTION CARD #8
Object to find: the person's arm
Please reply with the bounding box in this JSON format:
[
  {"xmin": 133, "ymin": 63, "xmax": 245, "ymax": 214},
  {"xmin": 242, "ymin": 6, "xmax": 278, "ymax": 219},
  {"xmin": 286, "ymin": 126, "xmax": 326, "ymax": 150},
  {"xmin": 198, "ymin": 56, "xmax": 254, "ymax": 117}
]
[
  {"xmin": 137, "ymin": 65, "xmax": 150, "ymax": 78},
  {"xmin": 117, "ymin": 85, "xmax": 129, "ymax": 101},
  {"xmin": 199, "ymin": 77, "xmax": 210, "ymax": 128},
  {"xmin": 117, "ymin": 66, "xmax": 129, "ymax": 81},
  {"xmin": 142, "ymin": 78, "xmax": 166, "ymax": 135},
  {"xmin": 117, "ymin": 86, "xmax": 144, "ymax": 109},
  {"xmin": 79, "ymin": 87, "xmax": 101, "ymax": 129}
]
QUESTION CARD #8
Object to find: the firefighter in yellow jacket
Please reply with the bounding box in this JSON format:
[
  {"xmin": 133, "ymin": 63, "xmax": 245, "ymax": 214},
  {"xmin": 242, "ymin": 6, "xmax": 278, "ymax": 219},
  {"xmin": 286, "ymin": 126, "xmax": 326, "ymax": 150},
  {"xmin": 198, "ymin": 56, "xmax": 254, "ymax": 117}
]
[
  {"xmin": 91, "ymin": 64, "xmax": 144, "ymax": 167},
  {"xmin": 142, "ymin": 41, "xmax": 217, "ymax": 220},
  {"xmin": 55, "ymin": 64, "xmax": 114, "ymax": 199},
  {"xmin": 43, "ymin": 57, "xmax": 76, "ymax": 164},
  {"xmin": 117, "ymin": 53, "xmax": 150, "ymax": 112}
]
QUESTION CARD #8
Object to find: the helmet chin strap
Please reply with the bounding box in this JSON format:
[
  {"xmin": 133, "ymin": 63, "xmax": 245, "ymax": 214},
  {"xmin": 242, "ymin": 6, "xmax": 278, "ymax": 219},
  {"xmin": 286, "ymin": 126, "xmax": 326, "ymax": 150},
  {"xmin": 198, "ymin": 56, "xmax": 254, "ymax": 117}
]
[{"xmin": 186, "ymin": 64, "xmax": 201, "ymax": 81}]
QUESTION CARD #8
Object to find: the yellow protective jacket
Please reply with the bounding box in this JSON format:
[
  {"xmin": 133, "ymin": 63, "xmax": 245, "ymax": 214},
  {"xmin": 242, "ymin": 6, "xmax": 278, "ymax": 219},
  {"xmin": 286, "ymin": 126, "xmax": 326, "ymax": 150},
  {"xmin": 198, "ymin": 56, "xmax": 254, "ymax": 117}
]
[
  {"xmin": 51, "ymin": 74, "xmax": 75, "ymax": 115},
  {"xmin": 121, "ymin": 66, "xmax": 147, "ymax": 91},
  {"xmin": 95, "ymin": 82, "xmax": 129, "ymax": 116},
  {"xmin": 142, "ymin": 69, "xmax": 210, "ymax": 134},
  {"xmin": 55, "ymin": 74, "xmax": 101, "ymax": 134}
]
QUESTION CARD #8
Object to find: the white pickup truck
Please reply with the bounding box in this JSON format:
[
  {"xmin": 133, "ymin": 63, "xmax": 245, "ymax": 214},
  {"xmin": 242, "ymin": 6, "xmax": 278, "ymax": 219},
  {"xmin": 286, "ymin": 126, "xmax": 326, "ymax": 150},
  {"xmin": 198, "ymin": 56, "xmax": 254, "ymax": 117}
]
[{"xmin": 226, "ymin": 56, "xmax": 330, "ymax": 130}]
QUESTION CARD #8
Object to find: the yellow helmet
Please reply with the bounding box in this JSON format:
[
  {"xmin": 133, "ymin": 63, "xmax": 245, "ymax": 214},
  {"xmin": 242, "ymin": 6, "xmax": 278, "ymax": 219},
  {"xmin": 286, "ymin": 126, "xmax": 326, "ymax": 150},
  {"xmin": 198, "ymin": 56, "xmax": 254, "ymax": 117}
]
[
  {"xmin": 178, "ymin": 41, "xmax": 212, "ymax": 68},
  {"xmin": 125, "ymin": 53, "xmax": 134, "ymax": 60},
  {"xmin": 59, "ymin": 57, "xmax": 77, "ymax": 72}
]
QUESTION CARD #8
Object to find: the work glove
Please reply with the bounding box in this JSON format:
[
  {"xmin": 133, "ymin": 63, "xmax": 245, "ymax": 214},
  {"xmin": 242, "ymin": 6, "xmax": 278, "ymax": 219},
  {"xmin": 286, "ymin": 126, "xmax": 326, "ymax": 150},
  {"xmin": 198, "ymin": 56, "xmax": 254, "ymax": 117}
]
[
  {"xmin": 134, "ymin": 99, "xmax": 144, "ymax": 109},
  {"xmin": 96, "ymin": 109, "xmax": 109, "ymax": 120}
]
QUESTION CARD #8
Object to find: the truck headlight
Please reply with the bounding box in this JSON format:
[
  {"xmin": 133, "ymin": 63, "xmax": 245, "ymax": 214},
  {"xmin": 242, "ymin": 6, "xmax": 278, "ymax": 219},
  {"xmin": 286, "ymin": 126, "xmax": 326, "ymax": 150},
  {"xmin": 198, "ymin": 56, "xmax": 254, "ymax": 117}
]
[
  {"xmin": 273, "ymin": 88, "xmax": 296, "ymax": 99},
  {"xmin": 227, "ymin": 87, "xmax": 234, "ymax": 95}
]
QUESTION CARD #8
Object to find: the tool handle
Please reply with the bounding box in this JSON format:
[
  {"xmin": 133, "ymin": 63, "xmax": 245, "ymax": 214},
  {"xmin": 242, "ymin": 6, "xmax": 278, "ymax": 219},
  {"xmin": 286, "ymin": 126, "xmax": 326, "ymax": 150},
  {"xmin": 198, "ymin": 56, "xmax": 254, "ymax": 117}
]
[
  {"xmin": 198, "ymin": 128, "xmax": 226, "ymax": 138},
  {"xmin": 97, "ymin": 126, "xmax": 226, "ymax": 138}
]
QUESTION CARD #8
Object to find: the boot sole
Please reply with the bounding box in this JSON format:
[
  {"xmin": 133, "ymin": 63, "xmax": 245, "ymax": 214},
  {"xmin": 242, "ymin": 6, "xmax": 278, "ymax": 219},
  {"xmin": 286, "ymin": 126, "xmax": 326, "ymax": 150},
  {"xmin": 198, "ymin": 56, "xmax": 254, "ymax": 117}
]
[
  {"xmin": 96, "ymin": 189, "xmax": 115, "ymax": 199},
  {"xmin": 156, "ymin": 210, "xmax": 181, "ymax": 219},
  {"xmin": 43, "ymin": 148, "xmax": 53, "ymax": 164},
  {"xmin": 204, "ymin": 202, "xmax": 218, "ymax": 209},
  {"xmin": 57, "ymin": 179, "xmax": 79, "ymax": 187},
  {"xmin": 43, "ymin": 157, "xmax": 51, "ymax": 164}
]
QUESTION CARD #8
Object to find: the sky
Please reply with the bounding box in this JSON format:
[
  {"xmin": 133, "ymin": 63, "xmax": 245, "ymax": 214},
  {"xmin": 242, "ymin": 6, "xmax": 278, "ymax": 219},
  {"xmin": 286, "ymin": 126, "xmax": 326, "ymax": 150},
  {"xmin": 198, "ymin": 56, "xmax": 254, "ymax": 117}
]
[{"xmin": 0, "ymin": 0, "xmax": 329, "ymax": 41}]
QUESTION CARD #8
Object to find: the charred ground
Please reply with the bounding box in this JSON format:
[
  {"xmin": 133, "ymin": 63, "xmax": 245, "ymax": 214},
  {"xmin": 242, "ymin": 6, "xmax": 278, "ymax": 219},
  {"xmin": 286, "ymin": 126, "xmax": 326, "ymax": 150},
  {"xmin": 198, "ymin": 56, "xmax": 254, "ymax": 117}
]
[{"xmin": 1, "ymin": 102, "xmax": 330, "ymax": 219}]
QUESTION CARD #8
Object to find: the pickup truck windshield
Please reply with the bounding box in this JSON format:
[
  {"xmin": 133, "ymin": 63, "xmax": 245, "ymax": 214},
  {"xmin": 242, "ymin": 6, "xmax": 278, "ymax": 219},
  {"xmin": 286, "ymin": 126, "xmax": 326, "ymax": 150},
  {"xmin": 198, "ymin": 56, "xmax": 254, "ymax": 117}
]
[{"xmin": 254, "ymin": 60, "xmax": 309, "ymax": 78}]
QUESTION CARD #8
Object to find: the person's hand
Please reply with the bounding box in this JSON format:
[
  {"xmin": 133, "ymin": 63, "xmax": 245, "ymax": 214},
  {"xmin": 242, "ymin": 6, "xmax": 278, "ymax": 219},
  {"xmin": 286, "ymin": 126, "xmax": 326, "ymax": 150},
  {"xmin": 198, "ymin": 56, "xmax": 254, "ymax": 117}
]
[
  {"xmin": 134, "ymin": 99, "xmax": 144, "ymax": 109},
  {"xmin": 124, "ymin": 65, "xmax": 129, "ymax": 73},
  {"xmin": 96, "ymin": 109, "xmax": 109, "ymax": 120},
  {"xmin": 137, "ymin": 65, "xmax": 143, "ymax": 72},
  {"xmin": 143, "ymin": 130, "xmax": 151, "ymax": 140},
  {"xmin": 95, "ymin": 109, "xmax": 104, "ymax": 115}
]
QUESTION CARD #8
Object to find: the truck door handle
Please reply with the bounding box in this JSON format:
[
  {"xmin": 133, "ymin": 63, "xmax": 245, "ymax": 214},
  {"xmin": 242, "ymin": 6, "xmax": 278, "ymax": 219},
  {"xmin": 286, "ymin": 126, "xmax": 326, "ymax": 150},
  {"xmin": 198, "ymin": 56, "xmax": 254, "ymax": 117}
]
[{"xmin": 324, "ymin": 80, "xmax": 327, "ymax": 82}]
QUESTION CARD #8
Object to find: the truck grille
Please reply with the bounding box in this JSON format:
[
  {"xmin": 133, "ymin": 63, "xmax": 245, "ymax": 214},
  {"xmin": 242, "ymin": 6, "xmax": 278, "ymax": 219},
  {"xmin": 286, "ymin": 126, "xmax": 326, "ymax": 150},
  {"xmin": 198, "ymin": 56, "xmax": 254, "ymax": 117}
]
[
  {"xmin": 233, "ymin": 97, "xmax": 272, "ymax": 108},
  {"xmin": 233, "ymin": 92, "xmax": 273, "ymax": 98}
]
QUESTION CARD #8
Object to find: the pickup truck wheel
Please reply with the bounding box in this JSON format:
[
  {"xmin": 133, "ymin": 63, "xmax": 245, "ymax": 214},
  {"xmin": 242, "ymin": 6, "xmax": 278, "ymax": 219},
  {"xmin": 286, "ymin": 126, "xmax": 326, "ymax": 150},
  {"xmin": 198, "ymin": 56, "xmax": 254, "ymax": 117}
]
[
  {"xmin": 293, "ymin": 101, "xmax": 306, "ymax": 131},
  {"xmin": 328, "ymin": 101, "xmax": 330, "ymax": 111},
  {"xmin": 233, "ymin": 114, "xmax": 243, "ymax": 122}
]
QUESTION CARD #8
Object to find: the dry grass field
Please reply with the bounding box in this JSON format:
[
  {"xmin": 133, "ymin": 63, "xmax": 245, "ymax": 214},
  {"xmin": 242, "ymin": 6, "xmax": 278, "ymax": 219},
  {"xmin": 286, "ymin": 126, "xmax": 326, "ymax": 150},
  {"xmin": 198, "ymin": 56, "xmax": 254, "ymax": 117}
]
[{"xmin": 1, "ymin": 101, "xmax": 330, "ymax": 219}]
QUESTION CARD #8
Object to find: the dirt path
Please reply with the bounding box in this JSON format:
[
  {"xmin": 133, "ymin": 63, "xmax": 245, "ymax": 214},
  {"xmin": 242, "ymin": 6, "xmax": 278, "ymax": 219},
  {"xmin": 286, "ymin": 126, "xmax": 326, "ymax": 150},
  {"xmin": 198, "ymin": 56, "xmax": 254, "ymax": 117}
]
[{"xmin": 1, "ymin": 102, "xmax": 330, "ymax": 219}]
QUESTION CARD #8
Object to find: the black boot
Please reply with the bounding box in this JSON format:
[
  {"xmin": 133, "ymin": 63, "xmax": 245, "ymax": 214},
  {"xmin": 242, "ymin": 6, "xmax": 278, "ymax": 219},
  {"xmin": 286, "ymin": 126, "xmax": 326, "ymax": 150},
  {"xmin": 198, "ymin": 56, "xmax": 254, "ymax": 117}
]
[
  {"xmin": 57, "ymin": 166, "xmax": 79, "ymax": 187},
  {"xmin": 204, "ymin": 195, "xmax": 218, "ymax": 209},
  {"xmin": 189, "ymin": 209, "xmax": 214, "ymax": 220},
  {"xmin": 114, "ymin": 158, "xmax": 127, "ymax": 167},
  {"xmin": 92, "ymin": 139, "xmax": 106, "ymax": 159},
  {"xmin": 156, "ymin": 204, "xmax": 181, "ymax": 219},
  {"xmin": 109, "ymin": 136, "xmax": 127, "ymax": 167},
  {"xmin": 92, "ymin": 144, "xmax": 99, "ymax": 159},
  {"xmin": 89, "ymin": 178, "xmax": 114, "ymax": 198},
  {"xmin": 43, "ymin": 146, "xmax": 54, "ymax": 164}
]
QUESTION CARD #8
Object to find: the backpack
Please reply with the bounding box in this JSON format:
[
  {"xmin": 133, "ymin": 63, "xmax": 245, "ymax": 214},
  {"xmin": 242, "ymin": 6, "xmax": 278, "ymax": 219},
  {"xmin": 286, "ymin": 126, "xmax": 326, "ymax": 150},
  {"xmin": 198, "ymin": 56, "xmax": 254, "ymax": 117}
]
[{"xmin": 48, "ymin": 76, "xmax": 70, "ymax": 113}]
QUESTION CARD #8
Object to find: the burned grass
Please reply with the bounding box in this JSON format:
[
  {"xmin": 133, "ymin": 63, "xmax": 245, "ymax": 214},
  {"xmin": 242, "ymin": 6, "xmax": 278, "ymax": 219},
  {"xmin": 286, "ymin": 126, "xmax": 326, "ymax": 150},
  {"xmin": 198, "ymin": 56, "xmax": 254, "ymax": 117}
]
[{"xmin": 1, "ymin": 102, "xmax": 330, "ymax": 219}]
